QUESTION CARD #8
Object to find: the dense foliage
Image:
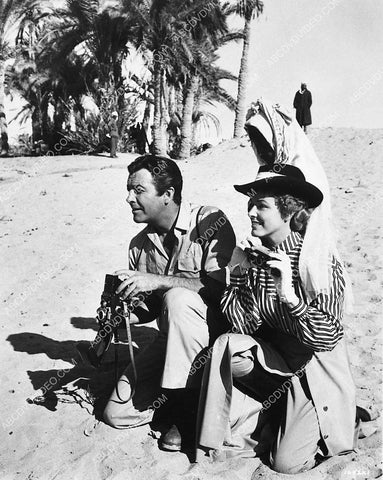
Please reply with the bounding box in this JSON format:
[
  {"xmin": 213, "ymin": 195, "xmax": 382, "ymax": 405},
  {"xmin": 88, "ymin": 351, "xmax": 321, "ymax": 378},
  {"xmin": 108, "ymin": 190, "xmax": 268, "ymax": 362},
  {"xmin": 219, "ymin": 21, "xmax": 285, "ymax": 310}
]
[{"xmin": 0, "ymin": 0, "xmax": 263, "ymax": 158}]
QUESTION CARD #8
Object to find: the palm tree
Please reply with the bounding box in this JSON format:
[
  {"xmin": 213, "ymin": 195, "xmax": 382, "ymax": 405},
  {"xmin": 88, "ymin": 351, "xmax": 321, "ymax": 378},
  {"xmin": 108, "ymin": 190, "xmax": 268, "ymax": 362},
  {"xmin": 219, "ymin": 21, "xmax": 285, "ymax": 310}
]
[
  {"xmin": 122, "ymin": 0, "xmax": 235, "ymax": 157},
  {"xmin": 133, "ymin": 0, "xmax": 178, "ymax": 155},
  {"xmin": 178, "ymin": 55, "xmax": 238, "ymax": 159},
  {"xmin": 191, "ymin": 62, "xmax": 237, "ymax": 150},
  {"xmin": 178, "ymin": 73, "xmax": 199, "ymax": 159},
  {"xmin": 177, "ymin": 27, "xmax": 242, "ymax": 159},
  {"xmin": 233, "ymin": 0, "xmax": 263, "ymax": 138},
  {"xmin": 0, "ymin": 0, "xmax": 38, "ymax": 152},
  {"xmin": 170, "ymin": 1, "xmax": 237, "ymax": 159},
  {"xmin": 17, "ymin": 0, "xmax": 139, "ymax": 150},
  {"xmin": 49, "ymin": 1, "xmax": 135, "ymax": 101},
  {"xmin": 9, "ymin": 5, "xmax": 56, "ymax": 144}
]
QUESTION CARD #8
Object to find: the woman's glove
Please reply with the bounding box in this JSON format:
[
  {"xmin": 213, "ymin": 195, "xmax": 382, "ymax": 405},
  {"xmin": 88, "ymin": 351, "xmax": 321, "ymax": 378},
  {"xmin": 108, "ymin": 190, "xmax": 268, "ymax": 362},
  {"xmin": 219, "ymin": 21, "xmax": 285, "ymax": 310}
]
[
  {"xmin": 266, "ymin": 250, "xmax": 300, "ymax": 306},
  {"xmin": 228, "ymin": 237, "xmax": 262, "ymax": 274}
]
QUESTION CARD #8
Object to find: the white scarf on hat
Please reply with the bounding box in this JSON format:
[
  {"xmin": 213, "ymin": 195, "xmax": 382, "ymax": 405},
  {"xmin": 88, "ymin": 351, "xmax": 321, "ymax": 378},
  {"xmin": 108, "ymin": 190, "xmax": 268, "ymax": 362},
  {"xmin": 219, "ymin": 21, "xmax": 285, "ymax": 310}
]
[{"xmin": 245, "ymin": 99, "xmax": 353, "ymax": 312}]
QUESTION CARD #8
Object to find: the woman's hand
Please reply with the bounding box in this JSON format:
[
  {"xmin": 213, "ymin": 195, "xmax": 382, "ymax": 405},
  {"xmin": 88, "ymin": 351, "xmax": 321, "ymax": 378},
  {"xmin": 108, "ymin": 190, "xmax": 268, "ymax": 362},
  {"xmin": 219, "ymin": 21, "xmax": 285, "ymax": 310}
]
[
  {"xmin": 228, "ymin": 237, "xmax": 262, "ymax": 274},
  {"xmin": 266, "ymin": 251, "xmax": 300, "ymax": 306},
  {"xmin": 228, "ymin": 247, "xmax": 251, "ymax": 273}
]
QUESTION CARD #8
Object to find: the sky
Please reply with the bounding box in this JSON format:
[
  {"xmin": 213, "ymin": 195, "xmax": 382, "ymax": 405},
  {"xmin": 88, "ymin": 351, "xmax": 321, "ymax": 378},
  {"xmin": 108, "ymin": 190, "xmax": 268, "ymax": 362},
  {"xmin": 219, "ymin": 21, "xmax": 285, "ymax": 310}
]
[{"xmin": 215, "ymin": 0, "xmax": 383, "ymax": 140}]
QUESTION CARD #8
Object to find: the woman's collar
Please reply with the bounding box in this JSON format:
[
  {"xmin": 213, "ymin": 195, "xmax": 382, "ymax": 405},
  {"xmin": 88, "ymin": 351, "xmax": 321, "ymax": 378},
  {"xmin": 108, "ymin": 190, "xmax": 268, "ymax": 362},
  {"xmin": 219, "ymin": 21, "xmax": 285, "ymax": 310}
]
[{"xmin": 273, "ymin": 231, "xmax": 303, "ymax": 254}]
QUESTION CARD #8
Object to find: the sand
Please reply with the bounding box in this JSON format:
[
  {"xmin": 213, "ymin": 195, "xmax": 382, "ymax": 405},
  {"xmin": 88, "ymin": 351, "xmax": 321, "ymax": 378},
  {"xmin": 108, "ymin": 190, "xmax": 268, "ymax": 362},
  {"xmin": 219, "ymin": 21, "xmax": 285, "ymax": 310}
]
[{"xmin": 0, "ymin": 128, "xmax": 382, "ymax": 480}]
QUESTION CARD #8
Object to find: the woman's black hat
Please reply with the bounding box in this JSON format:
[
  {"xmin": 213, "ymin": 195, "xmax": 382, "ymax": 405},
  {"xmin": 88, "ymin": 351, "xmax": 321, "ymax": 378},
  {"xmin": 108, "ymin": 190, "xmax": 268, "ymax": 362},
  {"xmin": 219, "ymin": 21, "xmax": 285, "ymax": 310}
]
[{"xmin": 234, "ymin": 164, "xmax": 323, "ymax": 208}]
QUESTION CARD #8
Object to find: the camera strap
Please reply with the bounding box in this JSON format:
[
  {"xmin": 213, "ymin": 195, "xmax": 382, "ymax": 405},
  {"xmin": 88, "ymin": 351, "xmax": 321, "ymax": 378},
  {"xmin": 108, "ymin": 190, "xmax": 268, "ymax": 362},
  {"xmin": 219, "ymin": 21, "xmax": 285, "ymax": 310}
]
[
  {"xmin": 195, "ymin": 206, "xmax": 204, "ymax": 243},
  {"xmin": 114, "ymin": 302, "xmax": 137, "ymax": 404},
  {"xmin": 124, "ymin": 302, "xmax": 137, "ymax": 400}
]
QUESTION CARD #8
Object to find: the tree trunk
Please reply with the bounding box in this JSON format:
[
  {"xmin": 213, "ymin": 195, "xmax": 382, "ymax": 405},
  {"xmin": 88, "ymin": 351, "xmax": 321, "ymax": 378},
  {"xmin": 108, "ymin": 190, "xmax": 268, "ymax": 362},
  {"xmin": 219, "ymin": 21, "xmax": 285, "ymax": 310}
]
[
  {"xmin": 142, "ymin": 99, "xmax": 151, "ymax": 149},
  {"xmin": 233, "ymin": 15, "xmax": 252, "ymax": 138},
  {"xmin": 176, "ymin": 86, "xmax": 183, "ymax": 119},
  {"xmin": 160, "ymin": 71, "xmax": 169, "ymax": 151},
  {"xmin": 161, "ymin": 72, "xmax": 169, "ymax": 125},
  {"xmin": 168, "ymin": 84, "xmax": 175, "ymax": 120},
  {"xmin": 41, "ymin": 93, "xmax": 50, "ymax": 145},
  {"xmin": 32, "ymin": 105, "xmax": 42, "ymax": 143},
  {"xmin": 0, "ymin": 57, "xmax": 9, "ymax": 154},
  {"xmin": 152, "ymin": 63, "xmax": 167, "ymax": 155},
  {"xmin": 192, "ymin": 93, "xmax": 201, "ymax": 151},
  {"xmin": 178, "ymin": 75, "xmax": 199, "ymax": 160},
  {"xmin": 0, "ymin": 57, "xmax": 6, "ymax": 115}
]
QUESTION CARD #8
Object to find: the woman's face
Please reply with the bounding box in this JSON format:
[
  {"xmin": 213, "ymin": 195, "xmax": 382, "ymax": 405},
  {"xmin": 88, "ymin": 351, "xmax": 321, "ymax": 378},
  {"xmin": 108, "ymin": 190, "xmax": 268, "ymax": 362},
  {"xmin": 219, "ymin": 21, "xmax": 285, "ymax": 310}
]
[{"xmin": 248, "ymin": 195, "xmax": 290, "ymax": 243}]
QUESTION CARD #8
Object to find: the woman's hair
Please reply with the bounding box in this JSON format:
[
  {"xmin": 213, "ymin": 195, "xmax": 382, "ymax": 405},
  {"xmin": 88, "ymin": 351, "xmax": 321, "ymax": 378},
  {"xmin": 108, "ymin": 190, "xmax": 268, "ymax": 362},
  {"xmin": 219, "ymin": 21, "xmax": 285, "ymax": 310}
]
[
  {"xmin": 246, "ymin": 125, "xmax": 275, "ymax": 165},
  {"xmin": 128, "ymin": 154, "xmax": 183, "ymax": 205},
  {"xmin": 274, "ymin": 194, "xmax": 311, "ymax": 234},
  {"xmin": 249, "ymin": 190, "xmax": 311, "ymax": 234}
]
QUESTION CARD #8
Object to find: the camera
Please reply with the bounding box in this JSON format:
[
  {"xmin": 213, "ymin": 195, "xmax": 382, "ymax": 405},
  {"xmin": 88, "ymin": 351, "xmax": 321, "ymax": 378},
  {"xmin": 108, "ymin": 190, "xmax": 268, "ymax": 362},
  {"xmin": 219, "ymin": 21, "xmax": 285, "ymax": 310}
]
[
  {"xmin": 245, "ymin": 247, "xmax": 273, "ymax": 269},
  {"xmin": 245, "ymin": 247, "xmax": 281, "ymax": 277},
  {"xmin": 96, "ymin": 274, "xmax": 124, "ymax": 326},
  {"xmin": 77, "ymin": 274, "xmax": 127, "ymax": 368}
]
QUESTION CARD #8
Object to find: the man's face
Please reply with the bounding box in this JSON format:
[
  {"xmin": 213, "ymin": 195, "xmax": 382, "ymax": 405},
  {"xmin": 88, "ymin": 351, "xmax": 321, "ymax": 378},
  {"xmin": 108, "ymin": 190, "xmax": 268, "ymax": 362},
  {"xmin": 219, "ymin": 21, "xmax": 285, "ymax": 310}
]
[{"xmin": 126, "ymin": 169, "xmax": 166, "ymax": 224}]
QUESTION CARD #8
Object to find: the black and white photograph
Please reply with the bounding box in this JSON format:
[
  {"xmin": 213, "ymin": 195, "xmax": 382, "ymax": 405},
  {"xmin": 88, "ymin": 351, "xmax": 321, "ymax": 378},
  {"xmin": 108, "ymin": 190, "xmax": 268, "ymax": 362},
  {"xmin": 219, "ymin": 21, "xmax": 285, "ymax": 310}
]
[{"xmin": 0, "ymin": 0, "xmax": 382, "ymax": 479}]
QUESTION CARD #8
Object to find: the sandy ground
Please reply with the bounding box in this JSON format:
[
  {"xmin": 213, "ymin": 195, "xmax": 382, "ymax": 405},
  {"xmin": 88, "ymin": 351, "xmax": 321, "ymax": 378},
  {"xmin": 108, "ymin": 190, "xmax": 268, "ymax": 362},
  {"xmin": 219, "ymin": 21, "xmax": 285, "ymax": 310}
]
[{"xmin": 0, "ymin": 128, "xmax": 382, "ymax": 480}]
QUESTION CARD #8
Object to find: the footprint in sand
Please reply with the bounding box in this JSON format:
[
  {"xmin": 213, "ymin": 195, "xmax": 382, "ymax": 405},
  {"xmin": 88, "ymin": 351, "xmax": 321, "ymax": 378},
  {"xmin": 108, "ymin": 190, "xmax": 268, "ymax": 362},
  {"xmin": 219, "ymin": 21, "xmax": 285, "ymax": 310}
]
[{"xmin": 22, "ymin": 228, "xmax": 39, "ymax": 236}]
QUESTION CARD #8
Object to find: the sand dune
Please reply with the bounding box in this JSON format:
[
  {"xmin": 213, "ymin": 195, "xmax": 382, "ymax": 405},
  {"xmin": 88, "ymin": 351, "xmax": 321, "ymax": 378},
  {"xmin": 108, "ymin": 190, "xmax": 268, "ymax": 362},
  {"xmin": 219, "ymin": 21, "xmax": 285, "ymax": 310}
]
[{"xmin": 0, "ymin": 128, "xmax": 382, "ymax": 479}]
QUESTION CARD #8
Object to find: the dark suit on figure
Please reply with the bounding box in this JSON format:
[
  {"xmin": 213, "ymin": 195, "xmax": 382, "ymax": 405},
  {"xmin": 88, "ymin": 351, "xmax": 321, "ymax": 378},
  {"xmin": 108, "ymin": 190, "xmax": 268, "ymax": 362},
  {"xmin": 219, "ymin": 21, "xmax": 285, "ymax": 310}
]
[{"xmin": 293, "ymin": 87, "xmax": 312, "ymax": 132}]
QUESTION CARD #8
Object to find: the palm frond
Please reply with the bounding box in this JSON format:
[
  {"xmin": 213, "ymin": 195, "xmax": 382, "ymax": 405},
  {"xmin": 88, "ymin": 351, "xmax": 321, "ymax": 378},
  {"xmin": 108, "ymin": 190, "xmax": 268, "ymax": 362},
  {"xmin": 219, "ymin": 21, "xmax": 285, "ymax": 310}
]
[{"xmin": 236, "ymin": 0, "xmax": 264, "ymax": 20}]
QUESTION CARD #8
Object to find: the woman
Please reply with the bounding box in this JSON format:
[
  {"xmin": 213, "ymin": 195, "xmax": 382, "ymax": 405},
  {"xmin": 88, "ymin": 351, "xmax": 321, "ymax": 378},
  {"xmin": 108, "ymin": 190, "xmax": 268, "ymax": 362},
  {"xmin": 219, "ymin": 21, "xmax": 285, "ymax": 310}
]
[{"xmin": 196, "ymin": 101, "xmax": 356, "ymax": 474}]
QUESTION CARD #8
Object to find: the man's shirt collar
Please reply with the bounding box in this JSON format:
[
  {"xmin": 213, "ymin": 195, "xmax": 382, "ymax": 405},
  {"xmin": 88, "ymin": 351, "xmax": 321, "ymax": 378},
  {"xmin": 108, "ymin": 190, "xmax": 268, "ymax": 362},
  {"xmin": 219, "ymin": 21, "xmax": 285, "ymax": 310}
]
[
  {"xmin": 174, "ymin": 201, "xmax": 192, "ymax": 233},
  {"xmin": 144, "ymin": 201, "xmax": 192, "ymax": 235},
  {"xmin": 143, "ymin": 201, "xmax": 193, "ymax": 259}
]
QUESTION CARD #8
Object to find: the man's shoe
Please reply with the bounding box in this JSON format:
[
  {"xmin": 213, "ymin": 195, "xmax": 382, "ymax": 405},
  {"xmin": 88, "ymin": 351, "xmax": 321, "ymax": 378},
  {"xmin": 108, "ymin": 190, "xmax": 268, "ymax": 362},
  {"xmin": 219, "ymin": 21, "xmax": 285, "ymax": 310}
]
[{"xmin": 160, "ymin": 424, "xmax": 182, "ymax": 452}]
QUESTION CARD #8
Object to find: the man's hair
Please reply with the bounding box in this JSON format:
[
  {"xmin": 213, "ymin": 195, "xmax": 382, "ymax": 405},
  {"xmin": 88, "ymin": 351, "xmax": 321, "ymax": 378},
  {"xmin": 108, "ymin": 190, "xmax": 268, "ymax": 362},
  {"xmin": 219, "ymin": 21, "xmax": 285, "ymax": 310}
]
[{"xmin": 128, "ymin": 154, "xmax": 183, "ymax": 205}]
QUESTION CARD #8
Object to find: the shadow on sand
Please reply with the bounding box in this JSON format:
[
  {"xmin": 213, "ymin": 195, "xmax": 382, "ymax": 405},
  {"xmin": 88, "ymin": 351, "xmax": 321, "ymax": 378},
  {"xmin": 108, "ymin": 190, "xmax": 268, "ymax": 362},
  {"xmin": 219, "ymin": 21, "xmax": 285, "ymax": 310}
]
[{"xmin": 6, "ymin": 319, "xmax": 158, "ymax": 417}]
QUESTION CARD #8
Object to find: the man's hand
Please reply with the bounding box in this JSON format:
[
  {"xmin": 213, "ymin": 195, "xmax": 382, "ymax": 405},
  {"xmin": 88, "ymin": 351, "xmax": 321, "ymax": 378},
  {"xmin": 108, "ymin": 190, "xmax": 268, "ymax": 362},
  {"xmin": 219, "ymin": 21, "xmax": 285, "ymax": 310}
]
[
  {"xmin": 115, "ymin": 269, "xmax": 162, "ymax": 300},
  {"xmin": 114, "ymin": 269, "xmax": 204, "ymax": 298},
  {"xmin": 115, "ymin": 270, "xmax": 161, "ymax": 300}
]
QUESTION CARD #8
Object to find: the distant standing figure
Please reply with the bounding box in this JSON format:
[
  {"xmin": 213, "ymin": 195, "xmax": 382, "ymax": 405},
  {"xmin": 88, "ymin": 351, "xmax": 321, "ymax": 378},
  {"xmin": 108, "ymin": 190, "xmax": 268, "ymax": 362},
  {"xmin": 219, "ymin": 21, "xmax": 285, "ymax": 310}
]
[
  {"xmin": 293, "ymin": 83, "xmax": 312, "ymax": 133},
  {"xmin": 109, "ymin": 111, "xmax": 119, "ymax": 158},
  {"xmin": 0, "ymin": 112, "xmax": 9, "ymax": 156}
]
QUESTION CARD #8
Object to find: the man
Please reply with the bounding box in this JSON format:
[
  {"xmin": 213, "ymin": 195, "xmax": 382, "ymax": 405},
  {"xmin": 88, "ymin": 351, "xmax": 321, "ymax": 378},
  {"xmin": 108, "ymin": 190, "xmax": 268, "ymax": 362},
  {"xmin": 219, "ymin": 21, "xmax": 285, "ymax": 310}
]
[
  {"xmin": 293, "ymin": 83, "xmax": 312, "ymax": 133},
  {"xmin": 109, "ymin": 111, "xmax": 119, "ymax": 158},
  {"xmin": 103, "ymin": 154, "xmax": 236, "ymax": 452}
]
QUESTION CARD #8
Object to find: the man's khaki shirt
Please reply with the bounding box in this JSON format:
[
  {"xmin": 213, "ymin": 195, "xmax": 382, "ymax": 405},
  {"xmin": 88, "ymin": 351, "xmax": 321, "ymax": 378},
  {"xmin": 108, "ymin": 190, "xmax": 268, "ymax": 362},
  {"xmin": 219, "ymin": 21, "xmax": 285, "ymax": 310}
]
[{"xmin": 128, "ymin": 202, "xmax": 236, "ymax": 285}]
